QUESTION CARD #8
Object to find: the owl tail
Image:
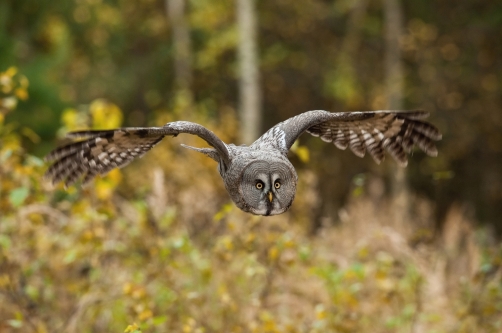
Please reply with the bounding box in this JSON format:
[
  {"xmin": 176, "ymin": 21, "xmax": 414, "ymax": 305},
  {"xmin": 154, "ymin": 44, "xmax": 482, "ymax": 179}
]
[{"xmin": 180, "ymin": 144, "xmax": 220, "ymax": 162}]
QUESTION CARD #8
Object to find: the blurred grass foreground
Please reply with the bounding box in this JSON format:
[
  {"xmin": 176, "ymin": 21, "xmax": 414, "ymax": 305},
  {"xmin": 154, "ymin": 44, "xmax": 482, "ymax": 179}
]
[{"xmin": 1, "ymin": 66, "xmax": 501, "ymax": 332}]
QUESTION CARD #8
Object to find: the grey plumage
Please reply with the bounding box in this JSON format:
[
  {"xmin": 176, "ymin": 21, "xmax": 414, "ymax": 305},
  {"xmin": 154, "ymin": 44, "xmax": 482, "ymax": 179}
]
[{"xmin": 45, "ymin": 110, "xmax": 442, "ymax": 216}]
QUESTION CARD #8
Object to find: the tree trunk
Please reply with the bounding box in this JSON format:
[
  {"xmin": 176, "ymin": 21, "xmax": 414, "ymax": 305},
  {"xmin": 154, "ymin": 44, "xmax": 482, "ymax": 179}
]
[
  {"xmin": 166, "ymin": 0, "xmax": 192, "ymax": 92},
  {"xmin": 236, "ymin": 0, "xmax": 262, "ymax": 144},
  {"xmin": 384, "ymin": 0, "xmax": 409, "ymax": 224}
]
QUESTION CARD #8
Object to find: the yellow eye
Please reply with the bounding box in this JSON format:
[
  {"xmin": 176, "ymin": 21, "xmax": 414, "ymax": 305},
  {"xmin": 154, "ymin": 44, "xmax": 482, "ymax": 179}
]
[
  {"xmin": 274, "ymin": 181, "xmax": 281, "ymax": 189},
  {"xmin": 256, "ymin": 182, "xmax": 263, "ymax": 189}
]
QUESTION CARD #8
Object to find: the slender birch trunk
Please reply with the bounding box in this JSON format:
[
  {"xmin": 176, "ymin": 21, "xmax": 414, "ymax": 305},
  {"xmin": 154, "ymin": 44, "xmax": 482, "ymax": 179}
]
[{"xmin": 236, "ymin": 0, "xmax": 262, "ymax": 144}]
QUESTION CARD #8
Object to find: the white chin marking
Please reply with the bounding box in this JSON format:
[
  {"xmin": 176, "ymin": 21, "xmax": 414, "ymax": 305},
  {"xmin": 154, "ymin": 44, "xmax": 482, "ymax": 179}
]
[
  {"xmin": 253, "ymin": 207, "xmax": 268, "ymax": 216},
  {"xmin": 253, "ymin": 207, "xmax": 286, "ymax": 216}
]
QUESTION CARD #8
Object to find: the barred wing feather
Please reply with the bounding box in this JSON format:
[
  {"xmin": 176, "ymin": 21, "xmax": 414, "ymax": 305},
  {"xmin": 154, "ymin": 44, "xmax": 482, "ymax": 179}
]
[{"xmin": 306, "ymin": 111, "xmax": 442, "ymax": 166}]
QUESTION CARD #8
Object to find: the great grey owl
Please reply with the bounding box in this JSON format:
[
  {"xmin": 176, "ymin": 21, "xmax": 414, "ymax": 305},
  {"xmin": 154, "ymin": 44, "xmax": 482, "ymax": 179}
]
[{"xmin": 45, "ymin": 110, "xmax": 441, "ymax": 216}]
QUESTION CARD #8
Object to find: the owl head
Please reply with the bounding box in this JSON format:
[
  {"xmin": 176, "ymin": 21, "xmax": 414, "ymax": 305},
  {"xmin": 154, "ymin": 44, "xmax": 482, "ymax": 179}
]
[{"xmin": 231, "ymin": 157, "xmax": 298, "ymax": 216}]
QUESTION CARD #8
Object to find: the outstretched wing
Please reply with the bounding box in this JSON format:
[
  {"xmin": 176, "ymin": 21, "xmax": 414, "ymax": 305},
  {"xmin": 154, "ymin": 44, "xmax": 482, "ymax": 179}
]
[
  {"xmin": 251, "ymin": 110, "xmax": 441, "ymax": 166},
  {"xmin": 44, "ymin": 121, "xmax": 230, "ymax": 187}
]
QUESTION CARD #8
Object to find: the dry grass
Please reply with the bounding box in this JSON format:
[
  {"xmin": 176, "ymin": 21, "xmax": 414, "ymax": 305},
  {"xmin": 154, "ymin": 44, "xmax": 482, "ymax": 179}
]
[
  {"xmin": 1, "ymin": 158, "xmax": 501, "ymax": 332},
  {"xmin": 1, "ymin": 108, "xmax": 500, "ymax": 332}
]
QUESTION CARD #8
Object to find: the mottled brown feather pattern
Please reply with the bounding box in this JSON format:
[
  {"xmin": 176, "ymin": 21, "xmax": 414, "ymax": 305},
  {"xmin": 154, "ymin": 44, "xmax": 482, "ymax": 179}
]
[
  {"xmin": 305, "ymin": 111, "xmax": 441, "ymax": 166},
  {"xmin": 44, "ymin": 129, "xmax": 164, "ymax": 187},
  {"xmin": 45, "ymin": 121, "xmax": 232, "ymax": 187}
]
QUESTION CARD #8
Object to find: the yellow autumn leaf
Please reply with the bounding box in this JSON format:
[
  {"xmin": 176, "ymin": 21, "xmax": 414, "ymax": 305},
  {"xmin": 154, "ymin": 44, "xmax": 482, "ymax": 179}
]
[
  {"xmin": 124, "ymin": 323, "xmax": 141, "ymax": 333},
  {"xmin": 259, "ymin": 312, "xmax": 278, "ymax": 332},
  {"xmin": 0, "ymin": 274, "xmax": 11, "ymax": 288},
  {"xmin": 290, "ymin": 140, "xmax": 310, "ymax": 163},
  {"xmin": 315, "ymin": 304, "xmax": 327, "ymax": 320},
  {"xmin": 213, "ymin": 203, "xmax": 233, "ymax": 221},
  {"xmin": 90, "ymin": 99, "xmax": 123, "ymax": 129},
  {"xmin": 2, "ymin": 132, "xmax": 22, "ymax": 150},
  {"xmin": 94, "ymin": 170, "xmax": 122, "ymax": 200},
  {"xmin": 71, "ymin": 199, "xmax": 90, "ymax": 215},
  {"xmin": 220, "ymin": 235, "xmax": 233, "ymax": 251},
  {"xmin": 268, "ymin": 246, "xmax": 279, "ymax": 261},
  {"xmin": 295, "ymin": 146, "xmax": 310, "ymax": 163},
  {"xmin": 106, "ymin": 168, "xmax": 123, "ymax": 184},
  {"xmin": 138, "ymin": 309, "xmax": 153, "ymax": 321},
  {"xmin": 15, "ymin": 87, "xmax": 28, "ymax": 100},
  {"xmin": 123, "ymin": 282, "xmax": 133, "ymax": 295},
  {"xmin": 36, "ymin": 322, "xmax": 48, "ymax": 333},
  {"xmin": 283, "ymin": 238, "xmax": 296, "ymax": 248},
  {"xmin": 27, "ymin": 213, "xmax": 44, "ymax": 225},
  {"xmin": 5, "ymin": 66, "xmax": 18, "ymax": 77},
  {"xmin": 95, "ymin": 179, "xmax": 114, "ymax": 200},
  {"xmin": 81, "ymin": 230, "xmax": 94, "ymax": 242},
  {"xmin": 61, "ymin": 108, "xmax": 79, "ymax": 130}
]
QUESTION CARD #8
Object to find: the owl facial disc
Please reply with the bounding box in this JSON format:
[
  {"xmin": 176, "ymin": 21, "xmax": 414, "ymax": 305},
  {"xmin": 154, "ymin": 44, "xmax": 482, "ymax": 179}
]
[{"xmin": 239, "ymin": 160, "xmax": 297, "ymax": 216}]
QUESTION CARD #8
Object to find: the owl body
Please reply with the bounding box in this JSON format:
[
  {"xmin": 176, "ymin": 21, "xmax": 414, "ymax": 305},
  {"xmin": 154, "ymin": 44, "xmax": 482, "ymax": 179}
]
[
  {"xmin": 221, "ymin": 145, "xmax": 297, "ymax": 215},
  {"xmin": 45, "ymin": 110, "xmax": 442, "ymax": 216}
]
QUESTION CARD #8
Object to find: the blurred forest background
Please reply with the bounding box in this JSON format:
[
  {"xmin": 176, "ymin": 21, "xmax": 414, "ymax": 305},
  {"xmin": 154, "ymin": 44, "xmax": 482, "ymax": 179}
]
[{"xmin": 1, "ymin": 0, "xmax": 501, "ymax": 332}]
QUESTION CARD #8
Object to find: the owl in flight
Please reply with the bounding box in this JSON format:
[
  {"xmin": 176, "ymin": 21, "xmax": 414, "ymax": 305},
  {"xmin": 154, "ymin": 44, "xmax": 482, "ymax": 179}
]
[{"xmin": 45, "ymin": 110, "xmax": 441, "ymax": 216}]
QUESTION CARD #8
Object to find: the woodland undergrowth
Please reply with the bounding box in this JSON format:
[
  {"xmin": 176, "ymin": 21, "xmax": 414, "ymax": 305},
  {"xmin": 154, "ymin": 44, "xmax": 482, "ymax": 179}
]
[{"xmin": 1, "ymin": 68, "xmax": 501, "ymax": 332}]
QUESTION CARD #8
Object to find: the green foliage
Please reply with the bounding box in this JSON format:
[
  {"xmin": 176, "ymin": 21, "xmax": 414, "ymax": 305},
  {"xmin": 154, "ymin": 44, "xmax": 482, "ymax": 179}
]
[
  {"xmin": 1, "ymin": 87, "xmax": 501, "ymax": 332},
  {"xmin": 1, "ymin": 0, "xmax": 502, "ymax": 331},
  {"xmin": 0, "ymin": 67, "xmax": 29, "ymax": 122},
  {"xmin": 124, "ymin": 323, "xmax": 143, "ymax": 333},
  {"xmin": 2, "ymin": 0, "xmax": 502, "ymax": 223}
]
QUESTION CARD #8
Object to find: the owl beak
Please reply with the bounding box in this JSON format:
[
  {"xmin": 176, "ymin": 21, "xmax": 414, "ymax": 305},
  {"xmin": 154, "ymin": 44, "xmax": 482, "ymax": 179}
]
[{"xmin": 267, "ymin": 191, "xmax": 273, "ymax": 203}]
